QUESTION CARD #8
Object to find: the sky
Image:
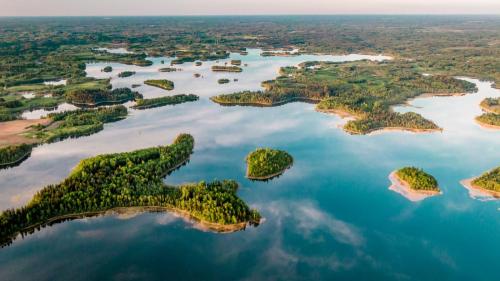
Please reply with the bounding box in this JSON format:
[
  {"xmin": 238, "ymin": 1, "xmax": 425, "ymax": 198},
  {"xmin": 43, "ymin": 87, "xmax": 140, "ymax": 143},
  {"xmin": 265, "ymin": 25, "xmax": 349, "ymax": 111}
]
[{"xmin": 1, "ymin": 0, "xmax": 500, "ymax": 16}]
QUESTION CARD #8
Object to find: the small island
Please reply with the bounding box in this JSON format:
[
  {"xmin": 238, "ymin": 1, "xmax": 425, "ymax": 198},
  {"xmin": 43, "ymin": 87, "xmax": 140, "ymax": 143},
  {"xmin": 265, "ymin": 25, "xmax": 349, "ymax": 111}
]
[
  {"xmin": 102, "ymin": 66, "xmax": 112, "ymax": 73},
  {"xmin": 476, "ymin": 98, "xmax": 500, "ymax": 129},
  {"xmin": 0, "ymin": 134, "xmax": 261, "ymax": 246},
  {"xmin": 246, "ymin": 148, "xmax": 293, "ymax": 180},
  {"xmin": 231, "ymin": 60, "xmax": 242, "ymax": 66},
  {"xmin": 144, "ymin": 79, "xmax": 175, "ymax": 91},
  {"xmin": 159, "ymin": 67, "xmax": 179, "ymax": 72},
  {"xmin": 65, "ymin": 87, "xmax": 141, "ymax": 106},
  {"xmin": 211, "ymin": 66, "xmax": 243, "ymax": 73},
  {"xmin": 117, "ymin": 71, "xmax": 136, "ymax": 78},
  {"xmin": 218, "ymin": 78, "xmax": 230, "ymax": 84},
  {"xmin": 132, "ymin": 94, "xmax": 199, "ymax": 110},
  {"xmin": 389, "ymin": 167, "xmax": 441, "ymax": 201},
  {"xmin": 461, "ymin": 167, "xmax": 500, "ymax": 199}
]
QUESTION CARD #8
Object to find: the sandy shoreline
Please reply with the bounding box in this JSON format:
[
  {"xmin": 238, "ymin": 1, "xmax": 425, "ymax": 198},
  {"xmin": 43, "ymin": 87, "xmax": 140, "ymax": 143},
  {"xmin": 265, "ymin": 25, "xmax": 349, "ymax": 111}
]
[
  {"xmin": 460, "ymin": 178, "xmax": 500, "ymax": 200},
  {"xmin": 388, "ymin": 171, "xmax": 441, "ymax": 202},
  {"xmin": 475, "ymin": 118, "xmax": 500, "ymax": 130},
  {"xmin": 0, "ymin": 118, "xmax": 50, "ymax": 148}
]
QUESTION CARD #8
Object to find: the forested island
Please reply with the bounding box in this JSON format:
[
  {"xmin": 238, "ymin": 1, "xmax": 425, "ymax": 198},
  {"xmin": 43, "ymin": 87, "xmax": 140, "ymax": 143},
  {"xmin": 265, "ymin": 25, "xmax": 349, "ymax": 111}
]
[
  {"xmin": 462, "ymin": 167, "xmax": 500, "ymax": 198},
  {"xmin": 132, "ymin": 94, "xmax": 199, "ymax": 110},
  {"xmin": 117, "ymin": 71, "xmax": 136, "ymax": 78},
  {"xmin": 476, "ymin": 98, "xmax": 500, "ymax": 128},
  {"xmin": 212, "ymin": 66, "xmax": 243, "ymax": 73},
  {"xmin": 159, "ymin": 67, "xmax": 179, "ymax": 72},
  {"xmin": 218, "ymin": 78, "xmax": 230, "ymax": 84},
  {"xmin": 212, "ymin": 61, "xmax": 476, "ymax": 134},
  {"xmin": 144, "ymin": 79, "xmax": 175, "ymax": 90},
  {"xmin": 231, "ymin": 60, "xmax": 242, "ymax": 66},
  {"xmin": 102, "ymin": 66, "xmax": 113, "ymax": 73},
  {"xmin": 170, "ymin": 50, "xmax": 229, "ymax": 65},
  {"xmin": 0, "ymin": 134, "xmax": 261, "ymax": 246},
  {"xmin": 65, "ymin": 87, "xmax": 141, "ymax": 106},
  {"xmin": 246, "ymin": 148, "xmax": 293, "ymax": 180},
  {"xmin": 394, "ymin": 167, "xmax": 440, "ymax": 192}
]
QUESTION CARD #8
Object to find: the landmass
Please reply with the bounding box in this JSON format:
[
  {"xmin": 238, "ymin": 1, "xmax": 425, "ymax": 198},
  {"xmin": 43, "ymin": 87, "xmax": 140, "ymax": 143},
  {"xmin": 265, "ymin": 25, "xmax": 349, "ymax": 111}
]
[
  {"xmin": 218, "ymin": 78, "xmax": 230, "ymax": 84},
  {"xmin": 117, "ymin": 71, "xmax": 136, "ymax": 78},
  {"xmin": 389, "ymin": 167, "xmax": 441, "ymax": 201},
  {"xmin": 476, "ymin": 98, "xmax": 500, "ymax": 129},
  {"xmin": 132, "ymin": 94, "xmax": 199, "ymax": 110},
  {"xmin": 144, "ymin": 79, "xmax": 175, "ymax": 91},
  {"xmin": 246, "ymin": 148, "xmax": 293, "ymax": 180},
  {"xmin": 231, "ymin": 60, "xmax": 242, "ymax": 66},
  {"xmin": 0, "ymin": 134, "xmax": 261, "ymax": 247},
  {"xmin": 102, "ymin": 66, "xmax": 113, "ymax": 73},
  {"xmin": 461, "ymin": 167, "xmax": 500, "ymax": 199},
  {"xmin": 0, "ymin": 144, "xmax": 32, "ymax": 169},
  {"xmin": 159, "ymin": 67, "xmax": 179, "ymax": 72},
  {"xmin": 65, "ymin": 87, "xmax": 141, "ymax": 106},
  {"xmin": 212, "ymin": 61, "xmax": 476, "ymax": 134},
  {"xmin": 211, "ymin": 66, "xmax": 243, "ymax": 73}
]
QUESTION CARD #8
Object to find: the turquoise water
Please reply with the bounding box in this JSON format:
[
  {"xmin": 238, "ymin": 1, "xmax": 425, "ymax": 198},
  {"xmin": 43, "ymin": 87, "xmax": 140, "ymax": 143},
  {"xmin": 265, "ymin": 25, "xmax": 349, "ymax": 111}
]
[{"xmin": 0, "ymin": 49, "xmax": 498, "ymax": 281}]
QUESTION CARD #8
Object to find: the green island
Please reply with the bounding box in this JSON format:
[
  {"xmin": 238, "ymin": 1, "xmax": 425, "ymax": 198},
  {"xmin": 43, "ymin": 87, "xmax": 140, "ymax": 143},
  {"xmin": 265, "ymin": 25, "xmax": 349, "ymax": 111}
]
[
  {"xmin": 0, "ymin": 144, "xmax": 32, "ymax": 169},
  {"xmin": 102, "ymin": 66, "xmax": 113, "ymax": 73},
  {"xmin": 468, "ymin": 167, "xmax": 500, "ymax": 196},
  {"xmin": 246, "ymin": 148, "xmax": 293, "ymax": 180},
  {"xmin": 218, "ymin": 78, "xmax": 230, "ymax": 84},
  {"xmin": 117, "ymin": 71, "xmax": 136, "ymax": 78},
  {"xmin": 0, "ymin": 134, "xmax": 261, "ymax": 246},
  {"xmin": 476, "ymin": 98, "xmax": 500, "ymax": 128},
  {"xmin": 132, "ymin": 94, "xmax": 199, "ymax": 110},
  {"xmin": 144, "ymin": 79, "xmax": 175, "ymax": 91},
  {"xmin": 231, "ymin": 60, "xmax": 242, "ymax": 66},
  {"xmin": 211, "ymin": 66, "xmax": 243, "ymax": 73},
  {"xmin": 159, "ymin": 67, "xmax": 179, "ymax": 72},
  {"xmin": 170, "ymin": 50, "xmax": 229, "ymax": 65},
  {"xmin": 65, "ymin": 87, "xmax": 142, "ymax": 106},
  {"xmin": 395, "ymin": 167, "xmax": 440, "ymax": 192},
  {"xmin": 212, "ymin": 61, "xmax": 476, "ymax": 134}
]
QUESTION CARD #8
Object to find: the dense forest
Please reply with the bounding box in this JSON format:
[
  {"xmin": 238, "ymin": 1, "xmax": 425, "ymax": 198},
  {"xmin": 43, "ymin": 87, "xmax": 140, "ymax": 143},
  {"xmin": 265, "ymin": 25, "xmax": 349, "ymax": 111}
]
[
  {"xmin": 0, "ymin": 134, "xmax": 261, "ymax": 246},
  {"xmin": 213, "ymin": 61, "xmax": 476, "ymax": 134},
  {"xmin": 65, "ymin": 87, "xmax": 142, "ymax": 106},
  {"xmin": 132, "ymin": 94, "xmax": 199, "ymax": 110},
  {"xmin": 396, "ymin": 167, "xmax": 439, "ymax": 192},
  {"xmin": 476, "ymin": 113, "xmax": 500, "ymax": 127},
  {"xmin": 212, "ymin": 66, "xmax": 243, "ymax": 73},
  {"xmin": 144, "ymin": 79, "xmax": 175, "ymax": 91},
  {"xmin": 0, "ymin": 144, "xmax": 32, "ymax": 169},
  {"xmin": 246, "ymin": 148, "xmax": 293, "ymax": 180},
  {"xmin": 472, "ymin": 167, "xmax": 500, "ymax": 193}
]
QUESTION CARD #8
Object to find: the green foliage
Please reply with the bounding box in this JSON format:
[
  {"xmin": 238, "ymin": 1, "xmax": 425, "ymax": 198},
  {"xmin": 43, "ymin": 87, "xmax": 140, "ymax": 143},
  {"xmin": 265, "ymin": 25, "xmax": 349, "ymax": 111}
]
[
  {"xmin": 396, "ymin": 167, "xmax": 439, "ymax": 191},
  {"xmin": 211, "ymin": 66, "xmax": 243, "ymax": 73},
  {"xmin": 144, "ymin": 79, "xmax": 175, "ymax": 91},
  {"xmin": 246, "ymin": 148, "xmax": 293, "ymax": 179},
  {"xmin": 472, "ymin": 167, "xmax": 500, "ymax": 192},
  {"xmin": 0, "ymin": 144, "xmax": 32, "ymax": 168},
  {"xmin": 28, "ymin": 105, "xmax": 128, "ymax": 142},
  {"xmin": 65, "ymin": 87, "xmax": 142, "ymax": 106},
  {"xmin": 117, "ymin": 71, "xmax": 136, "ymax": 78},
  {"xmin": 132, "ymin": 94, "xmax": 199, "ymax": 110},
  {"xmin": 0, "ymin": 134, "xmax": 260, "ymax": 246},
  {"xmin": 218, "ymin": 79, "xmax": 230, "ymax": 84},
  {"xmin": 476, "ymin": 113, "xmax": 500, "ymax": 127},
  {"xmin": 102, "ymin": 66, "xmax": 113, "ymax": 73},
  {"xmin": 480, "ymin": 98, "xmax": 500, "ymax": 114}
]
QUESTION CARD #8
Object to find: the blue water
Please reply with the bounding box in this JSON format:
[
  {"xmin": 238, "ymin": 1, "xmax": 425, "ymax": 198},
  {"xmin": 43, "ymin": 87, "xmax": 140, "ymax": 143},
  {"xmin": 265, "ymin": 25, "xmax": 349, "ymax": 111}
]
[{"xmin": 0, "ymin": 49, "xmax": 498, "ymax": 281}]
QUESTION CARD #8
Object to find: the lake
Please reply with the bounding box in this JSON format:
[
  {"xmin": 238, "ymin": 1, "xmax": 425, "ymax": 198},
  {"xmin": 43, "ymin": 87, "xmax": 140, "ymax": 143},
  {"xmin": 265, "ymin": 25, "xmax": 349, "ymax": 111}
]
[{"xmin": 0, "ymin": 49, "xmax": 498, "ymax": 281}]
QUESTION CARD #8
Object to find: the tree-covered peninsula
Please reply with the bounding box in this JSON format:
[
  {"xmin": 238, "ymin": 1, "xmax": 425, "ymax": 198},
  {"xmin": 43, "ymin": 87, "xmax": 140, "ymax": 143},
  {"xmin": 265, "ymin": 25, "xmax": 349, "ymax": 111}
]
[
  {"xmin": 212, "ymin": 61, "xmax": 476, "ymax": 134},
  {"xmin": 0, "ymin": 134, "xmax": 261, "ymax": 246},
  {"xmin": 468, "ymin": 167, "xmax": 500, "ymax": 196},
  {"xmin": 0, "ymin": 144, "xmax": 32, "ymax": 169},
  {"xmin": 395, "ymin": 167, "xmax": 440, "ymax": 192},
  {"xmin": 144, "ymin": 79, "xmax": 175, "ymax": 91},
  {"xmin": 246, "ymin": 148, "xmax": 293, "ymax": 180},
  {"xmin": 132, "ymin": 94, "xmax": 199, "ymax": 110}
]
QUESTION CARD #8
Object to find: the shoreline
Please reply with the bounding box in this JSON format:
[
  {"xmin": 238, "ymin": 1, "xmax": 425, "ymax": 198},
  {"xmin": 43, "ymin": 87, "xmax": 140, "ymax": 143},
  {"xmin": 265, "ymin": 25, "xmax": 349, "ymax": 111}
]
[
  {"xmin": 460, "ymin": 178, "xmax": 500, "ymax": 200},
  {"xmin": 475, "ymin": 118, "xmax": 500, "ymax": 130},
  {"xmin": 388, "ymin": 171, "xmax": 441, "ymax": 202}
]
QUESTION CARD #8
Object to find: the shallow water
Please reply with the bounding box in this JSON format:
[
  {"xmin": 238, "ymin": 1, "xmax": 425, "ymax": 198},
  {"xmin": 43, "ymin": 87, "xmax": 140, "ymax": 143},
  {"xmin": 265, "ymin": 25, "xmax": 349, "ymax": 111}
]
[{"xmin": 0, "ymin": 49, "xmax": 499, "ymax": 281}]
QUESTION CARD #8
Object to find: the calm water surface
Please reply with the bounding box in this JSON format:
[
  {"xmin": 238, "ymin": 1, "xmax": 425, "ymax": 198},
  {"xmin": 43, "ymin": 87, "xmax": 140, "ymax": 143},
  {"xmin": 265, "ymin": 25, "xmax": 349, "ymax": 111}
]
[{"xmin": 0, "ymin": 49, "xmax": 498, "ymax": 281}]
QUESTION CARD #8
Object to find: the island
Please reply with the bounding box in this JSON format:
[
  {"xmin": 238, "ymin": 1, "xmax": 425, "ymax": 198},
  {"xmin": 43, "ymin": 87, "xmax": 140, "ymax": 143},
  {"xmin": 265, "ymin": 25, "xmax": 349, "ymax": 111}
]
[
  {"xmin": 102, "ymin": 66, "xmax": 113, "ymax": 73},
  {"xmin": 159, "ymin": 67, "xmax": 179, "ymax": 72},
  {"xmin": 211, "ymin": 66, "xmax": 243, "ymax": 73},
  {"xmin": 0, "ymin": 143, "xmax": 32, "ymax": 169},
  {"xmin": 389, "ymin": 167, "xmax": 441, "ymax": 201},
  {"xmin": 132, "ymin": 94, "xmax": 199, "ymax": 110},
  {"xmin": 144, "ymin": 79, "xmax": 175, "ymax": 91},
  {"xmin": 65, "ymin": 87, "xmax": 141, "ymax": 106},
  {"xmin": 211, "ymin": 61, "xmax": 476, "ymax": 134},
  {"xmin": 246, "ymin": 148, "xmax": 293, "ymax": 180},
  {"xmin": 0, "ymin": 134, "xmax": 261, "ymax": 246},
  {"xmin": 231, "ymin": 60, "xmax": 242, "ymax": 66},
  {"xmin": 117, "ymin": 71, "xmax": 136, "ymax": 78},
  {"xmin": 476, "ymin": 98, "xmax": 500, "ymax": 129},
  {"xmin": 461, "ymin": 167, "xmax": 500, "ymax": 199},
  {"xmin": 218, "ymin": 78, "xmax": 230, "ymax": 84}
]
